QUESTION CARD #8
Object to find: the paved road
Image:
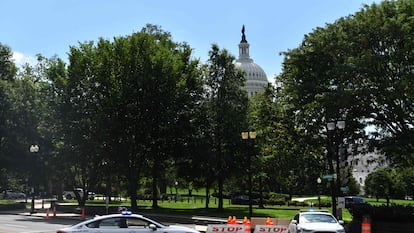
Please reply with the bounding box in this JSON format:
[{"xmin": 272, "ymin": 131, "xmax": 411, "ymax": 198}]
[
  {"xmin": 0, "ymin": 199, "xmax": 219, "ymax": 233},
  {"xmin": 0, "ymin": 213, "xmax": 78, "ymax": 233}
]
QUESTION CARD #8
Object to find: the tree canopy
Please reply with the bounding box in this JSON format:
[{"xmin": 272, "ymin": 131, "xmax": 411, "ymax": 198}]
[
  {"xmin": 278, "ymin": 0, "xmax": 414, "ymax": 167},
  {"xmin": 2, "ymin": 0, "xmax": 414, "ymax": 208}
]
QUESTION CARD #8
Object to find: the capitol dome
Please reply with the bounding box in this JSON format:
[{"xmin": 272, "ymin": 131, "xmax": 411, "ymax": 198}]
[{"xmin": 234, "ymin": 25, "xmax": 268, "ymax": 96}]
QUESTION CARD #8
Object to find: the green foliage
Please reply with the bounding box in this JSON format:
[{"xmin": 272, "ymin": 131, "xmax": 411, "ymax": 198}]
[
  {"xmin": 366, "ymin": 167, "xmax": 414, "ymax": 200},
  {"xmin": 4, "ymin": 0, "xmax": 414, "ymax": 210},
  {"xmin": 365, "ymin": 168, "xmax": 393, "ymax": 199},
  {"xmin": 62, "ymin": 24, "xmax": 204, "ymax": 209},
  {"xmin": 203, "ymin": 44, "xmax": 249, "ymax": 209},
  {"xmin": 278, "ymin": 0, "xmax": 414, "ymax": 168},
  {"xmin": 349, "ymin": 204, "xmax": 414, "ymax": 222}
]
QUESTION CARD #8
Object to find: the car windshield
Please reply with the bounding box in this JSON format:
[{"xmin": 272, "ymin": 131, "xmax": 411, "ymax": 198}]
[{"xmin": 300, "ymin": 213, "xmax": 337, "ymax": 223}]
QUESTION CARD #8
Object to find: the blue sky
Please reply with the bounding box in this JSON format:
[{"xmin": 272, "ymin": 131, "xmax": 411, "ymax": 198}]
[{"xmin": 2, "ymin": 0, "xmax": 380, "ymax": 81}]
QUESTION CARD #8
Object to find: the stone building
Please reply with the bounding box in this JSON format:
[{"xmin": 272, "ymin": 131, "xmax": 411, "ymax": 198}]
[
  {"xmin": 234, "ymin": 25, "xmax": 268, "ymax": 96},
  {"xmin": 346, "ymin": 140, "xmax": 389, "ymax": 194}
]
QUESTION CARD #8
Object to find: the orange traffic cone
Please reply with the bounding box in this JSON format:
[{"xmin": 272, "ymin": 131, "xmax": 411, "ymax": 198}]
[
  {"xmin": 242, "ymin": 216, "xmax": 251, "ymax": 233},
  {"xmin": 81, "ymin": 207, "xmax": 86, "ymax": 220},
  {"xmin": 228, "ymin": 216, "xmax": 233, "ymax": 224},
  {"xmin": 265, "ymin": 217, "xmax": 274, "ymax": 226},
  {"xmin": 361, "ymin": 216, "xmax": 371, "ymax": 233},
  {"xmin": 45, "ymin": 209, "xmax": 49, "ymax": 220},
  {"xmin": 232, "ymin": 216, "xmax": 238, "ymax": 224}
]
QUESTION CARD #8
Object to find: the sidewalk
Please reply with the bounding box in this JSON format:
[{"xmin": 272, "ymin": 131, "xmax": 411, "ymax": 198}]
[
  {"xmin": 0, "ymin": 199, "xmax": 85, "ymax": 220},
  {"xmin": 21, "ymin": 208, "xmax": 82, "ymax": 219}
]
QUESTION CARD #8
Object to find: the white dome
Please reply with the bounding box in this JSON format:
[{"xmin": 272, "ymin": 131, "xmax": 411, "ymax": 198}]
[{"xmin": 235, "ymin": 25, "xmax": 268, "ymax": 96}]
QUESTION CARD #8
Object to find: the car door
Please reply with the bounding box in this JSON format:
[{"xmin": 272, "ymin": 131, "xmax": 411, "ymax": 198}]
[
  {"xmin": 85, "ymin": 216, "xmax": 153, "ymax": 233},
  {"xmin": 288, "ymin": 214, "xmax": 299, "ymax": 233},
  {"xmin": 85, "ymin": 217, "xmax": 129, "ymax": 233},
  {"xmin": 124, "ymin": 216, "xmax": 160, "ymax": 233}
]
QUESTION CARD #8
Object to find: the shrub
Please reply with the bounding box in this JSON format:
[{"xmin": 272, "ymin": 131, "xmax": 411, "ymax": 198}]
[{"xmin": 349, "ymin": 204, "xmax": 414, "ymax": 222}]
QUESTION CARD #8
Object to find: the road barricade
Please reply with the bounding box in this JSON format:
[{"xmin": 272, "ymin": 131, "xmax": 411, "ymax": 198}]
[
  {"xmin": 207, "ymin": 224, "xmax": 248, "ymax": 233},
  {"xmin": 361, "ymin": 216, "xmax": 371, "ymax": 233},
  {"xmin": 253, "ymin": 225, "xmax": 288, "ymax": 233},
  {"xmin": 206, "ymin": 217, "xmax": 289, "ymax": 233}
]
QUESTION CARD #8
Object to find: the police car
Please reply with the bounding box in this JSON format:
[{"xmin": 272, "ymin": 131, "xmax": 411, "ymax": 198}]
[
  {"xmin": 57, "ymin": 211, "xmax": 201, "ymax": 233},
  {"xmin": 287, "ymin": 210, "xmax": 346, "ymax": 233}
]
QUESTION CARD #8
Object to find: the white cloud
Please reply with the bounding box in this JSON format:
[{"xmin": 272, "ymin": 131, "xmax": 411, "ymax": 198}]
[{"xmin": 12, "ymin": 51, "xmax": 37, "ymax": 67}]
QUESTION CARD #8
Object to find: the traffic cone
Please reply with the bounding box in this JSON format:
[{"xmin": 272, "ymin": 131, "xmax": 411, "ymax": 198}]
[
  {"xmin": 45, "ymin": 209, "xmax": 49, "ymax": 220},
  {"xmin": 228, "ymin": 216, "xmax": 233, "ymax": 224},
  {"xmin": 81, "ymin": 207, "xmax": 86, "ymax": 220},
  {"xmin": 232, "ymin": 216, "xmax": 237, "ymax": 224},
  {"xmin": 361, "ymin": 216, "xmax": 371, "ymax": 233},
  {"xmin": 265, "ymin": 217, "xmax": 274, "ymax": 226},
  {"xmin": 242, "ymin": 216, "xmax": 251, "ymax": 233}
]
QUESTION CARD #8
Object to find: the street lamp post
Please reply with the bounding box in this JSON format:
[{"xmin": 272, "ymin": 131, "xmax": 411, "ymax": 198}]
[
  {"xmin": 327, "ymin": 120, "xmax": 345, "ymax": 218},
  {"xmin": 317, "ymin": 177, "xmax": 322, "ymax": 209},
  {"xmin": 29, "ymin": 144, "xmax": 39, "ymax": 214},
  {"xmin": 174, "ymin": 181, "xmax": 178, "ymax": 202},
  {"xmin": 241, "ymin": 131, "xmax": 256, "ymax": 219}
]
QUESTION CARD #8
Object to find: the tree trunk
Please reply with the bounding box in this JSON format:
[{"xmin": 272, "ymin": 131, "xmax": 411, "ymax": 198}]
[
  {"xmin": 205, "ymin": 180, "xmax": 210, "ymax": 209},
  {"xmin": 152, "ymin": 164, "xmax": 159, "ymax": 209},
  {"xmin": 128, "ymin": 166, "xmax": 138, "ymax": 211},
  {"xmin": 218, "ymin": 175, "xmax": 224, "ymax": 210}
]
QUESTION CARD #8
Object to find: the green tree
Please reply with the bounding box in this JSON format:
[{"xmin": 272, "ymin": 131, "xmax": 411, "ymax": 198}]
[
  {"xmin": 401, "ymin": 167, "xmax": 414, "ymax": 198},
  {"xmin": 279, "ymin": 0, "xmax": 414, "ymax": 168},
  {"xmin": 63, "ymin": 24, "xmax": 203, "ymax": 209},
  {"xmin": 34, "ymin": 55, "xmax": 69, "ymax": 198},
  {"xmin": 350, "ymin": 0, "xmax": 414, "ymax": 167},
  {"xmin": 16, "ymin": 55, "xmax": 62, "ymax": 197},
  {"xmin": 204, "ymin": 44, "xmax": 248, "ymax": 210},
  {"xmin": 365, "ymin": 168, "xmax": 393, "ymax": 205},
  {"xmin": 275, "ymin": 1, "xmax": 414, "ymax": 205},
  {"xmin": 0, "ymin": 43, "xmax": 17, "ymax": 190},
  {"xmin": 0, "ymin": 44, "xmax": 46, "ymax": 195}
]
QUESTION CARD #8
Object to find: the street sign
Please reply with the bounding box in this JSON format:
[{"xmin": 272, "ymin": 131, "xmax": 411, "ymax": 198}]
[
  {"xmin": 323, "ymin": 174, "xmax": 334, "ymax": 180},
  {"xmin": 254, "ymin": 225, "xmax": 288, "ymax": 233},
  {"xmin": 340, "ymin": 186, "xmax": 349, "ymax": 194},
  {"xmin": 338, "ymin": 197, "xmax": 345, "ymax": 208},
  {"xmin": 207, "ymin": 225, "xmax": 247, "ymax": 233}
]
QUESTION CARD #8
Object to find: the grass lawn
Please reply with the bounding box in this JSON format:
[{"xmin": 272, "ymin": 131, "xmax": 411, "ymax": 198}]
[
  {"xmin": 19, "ymin": 188, "xmax": 413, "ymax": 224},
  {"xmin": 84, "ymin": 195, "xmax": 351, "ymax": 222},
  {"xmin": 85, "ymin": 194, "xmax": 414, "ymax": 223}
]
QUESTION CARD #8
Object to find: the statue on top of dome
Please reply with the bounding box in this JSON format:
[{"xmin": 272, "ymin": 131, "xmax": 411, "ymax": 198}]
[{"xmin": 241, "ymin": 25, "xmax": 247, "ymax": 43}]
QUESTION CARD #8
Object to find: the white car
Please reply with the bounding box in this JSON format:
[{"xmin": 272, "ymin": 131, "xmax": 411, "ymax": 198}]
[
  {"xmin": 1, "ymin": 190, "xmax": 26, "ymax": 199},
  {"xmin": 56, "ymin": 211, "xmax": 201, "ymax": 233},
  {"xmin": 288, "ymin": 210, "xmax": 346, "ymax": 233}
]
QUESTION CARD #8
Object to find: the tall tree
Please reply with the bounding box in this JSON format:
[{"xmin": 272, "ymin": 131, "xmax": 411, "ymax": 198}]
[
  {"xmin": 204, "ymin": 44, "xmax": 248, "ymax": 210},
  {"xmin": 348, "ymin": 0, "xmax": 414, "ymax": 167},
  {"xmin": 278, "ymin": 0, "xmax": 414, "ymax": 169},
  {"xmin": 63, "ymin": 24, "xmax": 203, "ymax": 209},
  {"xmin": 0, "ymin": 44, "xmax": 46, "ymax": 194},
  {"xmin": 0, "ymin": 43, "xmax": 18, "ymax": 190}
]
